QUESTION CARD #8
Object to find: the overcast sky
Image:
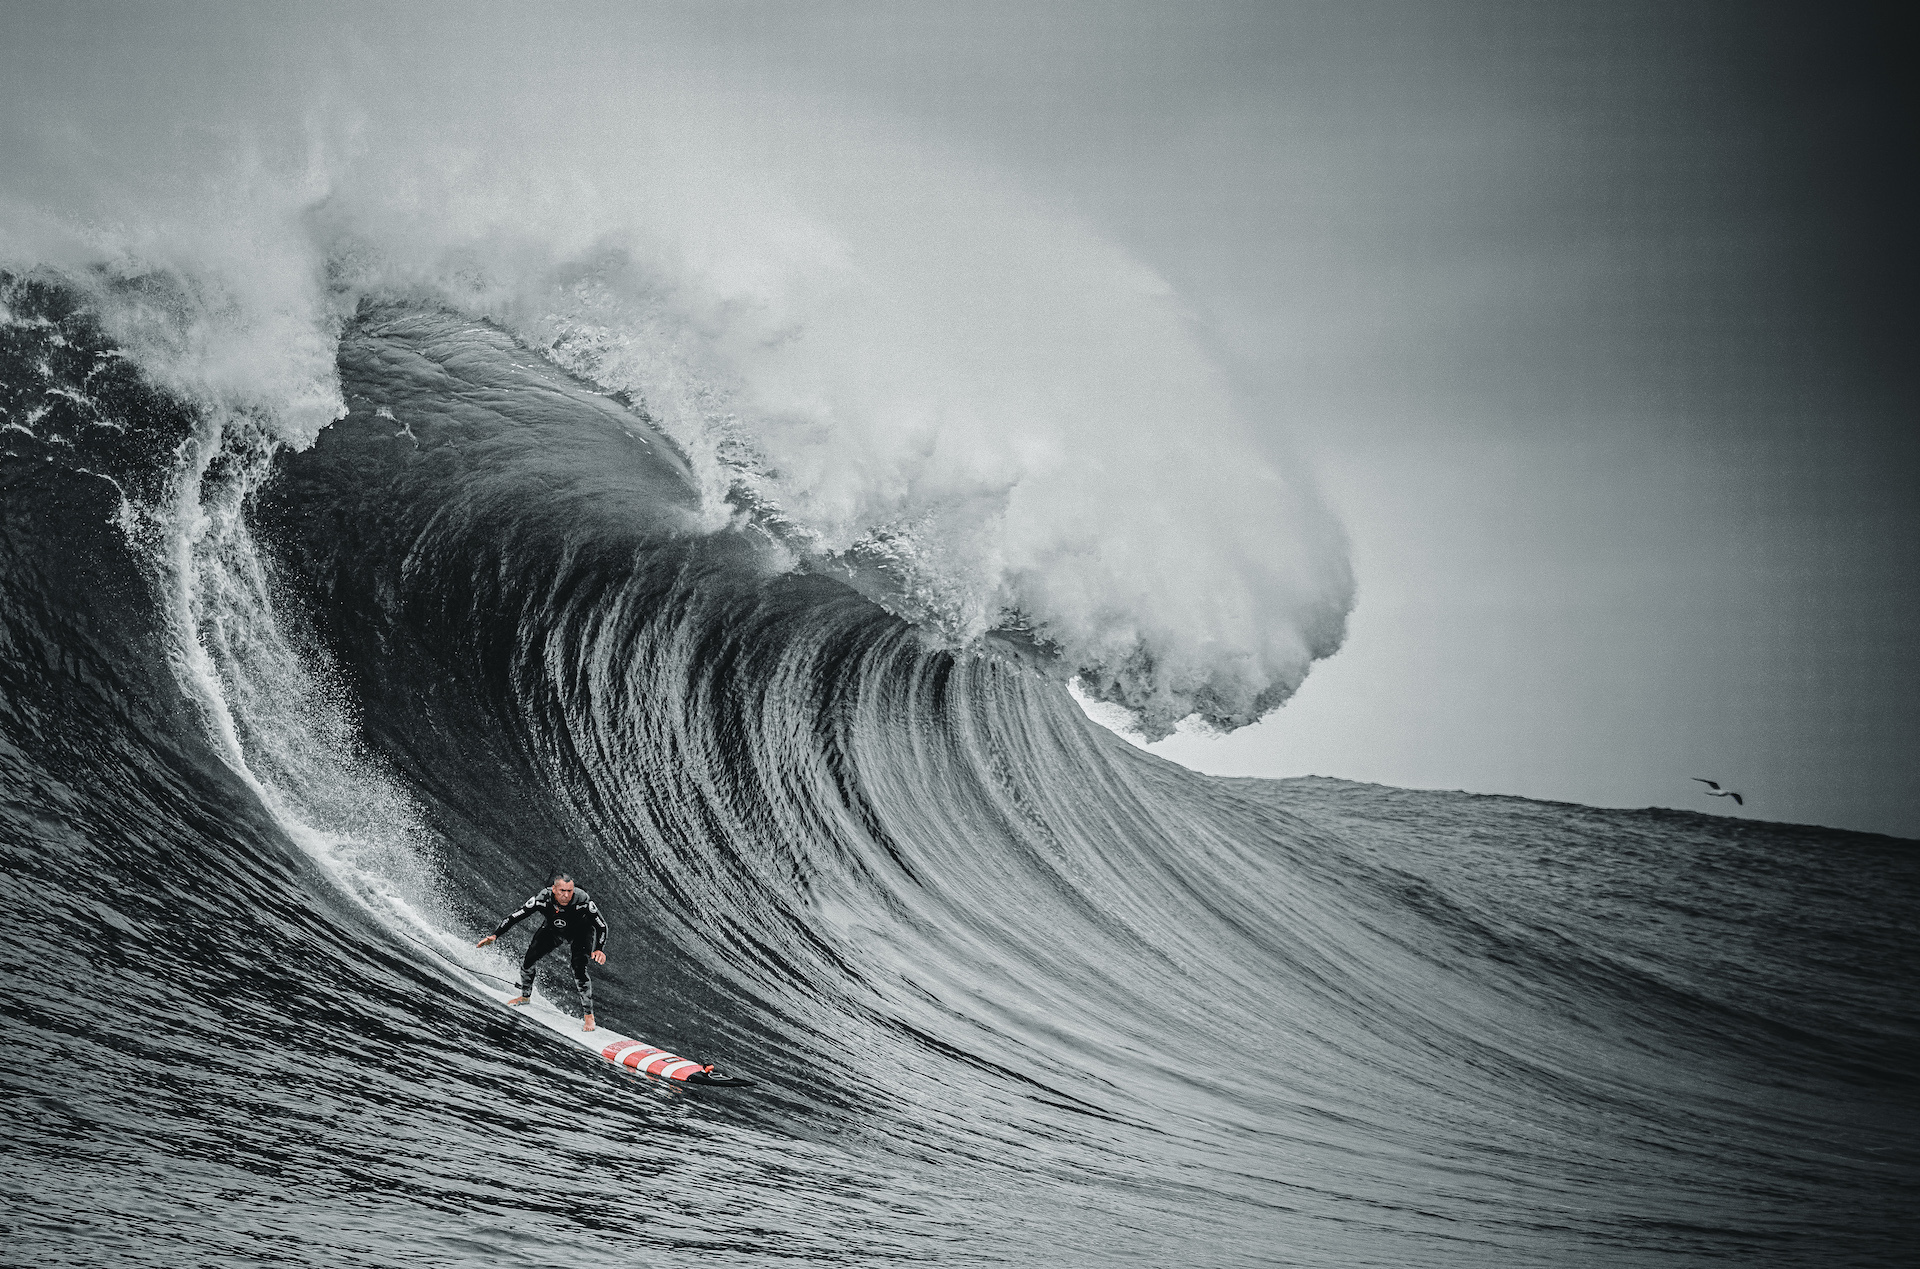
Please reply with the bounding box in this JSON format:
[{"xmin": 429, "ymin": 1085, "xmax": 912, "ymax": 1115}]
[{"xmin": 6, "ymin": 1, "xmax": 1915, "ymax": 836}]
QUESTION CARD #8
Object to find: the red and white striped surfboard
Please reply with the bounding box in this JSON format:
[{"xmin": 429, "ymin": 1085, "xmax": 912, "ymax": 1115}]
[
  {"xmin": 499, "ymin": 991, "xmax": 756, "ymax": 1087},
  {"xmin": 596, "ymin": 1034, "xmax": 752, "ymax": 1085}
]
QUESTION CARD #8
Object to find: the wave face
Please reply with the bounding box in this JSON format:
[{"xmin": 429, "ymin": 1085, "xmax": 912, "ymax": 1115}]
[{"xmin": 2, "ymin": 281, "xmax": 1917, "ymax": 1268}]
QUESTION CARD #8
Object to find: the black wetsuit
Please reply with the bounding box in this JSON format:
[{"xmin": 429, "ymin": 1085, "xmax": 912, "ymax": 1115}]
[{"xmin": 491, "ymin": 888, "xmax": 610, "ymax": 1009}]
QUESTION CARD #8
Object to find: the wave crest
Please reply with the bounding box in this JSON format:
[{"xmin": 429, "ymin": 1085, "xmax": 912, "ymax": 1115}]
[{"xmin": 4, "ymin": 74, "xmax": 1353, "ymax": 736}]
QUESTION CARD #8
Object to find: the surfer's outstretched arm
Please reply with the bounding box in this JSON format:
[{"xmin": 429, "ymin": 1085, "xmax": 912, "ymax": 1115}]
[{"xmin": 475, "ymin": 889, "xmax": 550, "ymax": 946}]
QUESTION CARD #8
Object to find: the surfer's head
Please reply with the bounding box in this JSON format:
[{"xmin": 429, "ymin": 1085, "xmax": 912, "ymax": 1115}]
[{"xmin": 551, "ymin": 873, "xmax": 576, "ymax": 904}]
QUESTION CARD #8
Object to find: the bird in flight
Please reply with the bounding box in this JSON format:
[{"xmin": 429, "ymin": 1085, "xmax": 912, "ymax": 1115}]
[{"xmin": 1692, "ymin": 777, "xmax": 1744, "ymax": 807}]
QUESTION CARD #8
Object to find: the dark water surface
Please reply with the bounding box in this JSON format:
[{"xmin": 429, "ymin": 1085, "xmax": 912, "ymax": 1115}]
[{"xmin": 3, "ymin": 280, "xmax": 1914, "ymax": 1266}]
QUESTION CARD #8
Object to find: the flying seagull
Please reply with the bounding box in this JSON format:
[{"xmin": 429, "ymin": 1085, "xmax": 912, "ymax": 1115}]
[{"xmin": 1692, "ymin": 778, "xmax": 1744, "ymax": 807}]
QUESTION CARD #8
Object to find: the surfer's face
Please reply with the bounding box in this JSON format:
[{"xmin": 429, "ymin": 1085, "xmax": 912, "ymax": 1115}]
[{"xmin": 553, "ymin": 881, "xmax": 576, "ymax": 904}]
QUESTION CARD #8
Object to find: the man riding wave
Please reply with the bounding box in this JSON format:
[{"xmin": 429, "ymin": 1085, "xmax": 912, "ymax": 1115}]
[{"xmin": 476, "ymin": 873, "xmax": 608, "ymax": 1032}]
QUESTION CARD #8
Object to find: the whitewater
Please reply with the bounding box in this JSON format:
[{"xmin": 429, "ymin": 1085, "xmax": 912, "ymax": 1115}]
[{"xmin": 2, "ymin": 35, "xmax": 1916, "ymax": 1268}]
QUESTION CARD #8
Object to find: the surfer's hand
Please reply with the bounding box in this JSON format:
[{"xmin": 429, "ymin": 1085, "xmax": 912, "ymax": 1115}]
[
  {"xmin": 476, "ymin": 935, "xmax": 497, "ymax": 947},
  {"xmin": 591, "ymin": 950, "xmax": 606, "ymax": 965}
]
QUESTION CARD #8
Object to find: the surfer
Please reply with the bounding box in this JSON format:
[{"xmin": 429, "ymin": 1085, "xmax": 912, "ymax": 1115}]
[{"xmin": 476, "ymin": 874, "xmax": 609, "ymax": 1031}]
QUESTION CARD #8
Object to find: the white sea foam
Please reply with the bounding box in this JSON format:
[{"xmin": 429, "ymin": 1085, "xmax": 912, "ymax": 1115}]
[{"xmin": 0, "ymin": 27, "xmax": 1352, "ymax": 739}]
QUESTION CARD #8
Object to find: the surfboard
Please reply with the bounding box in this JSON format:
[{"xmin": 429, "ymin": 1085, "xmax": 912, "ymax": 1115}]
[{"xmin": 497, "ymin": 990, "xmax": 757, "ymax": 1088}]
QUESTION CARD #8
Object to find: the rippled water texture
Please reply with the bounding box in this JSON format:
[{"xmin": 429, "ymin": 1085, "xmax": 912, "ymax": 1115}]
[{"xmin": 2, "ymin": 284, "xmax": 1914, "ymax": 1266}]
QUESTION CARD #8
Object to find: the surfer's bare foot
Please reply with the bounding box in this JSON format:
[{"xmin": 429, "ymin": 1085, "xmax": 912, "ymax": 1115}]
[
  {"xmin": 506, "ymin": 995, "xmax": 530, "ymax": 1006},
  {"xmin": 582, "ymin": 1013, "xmax": 596, "ymax": 1032}
]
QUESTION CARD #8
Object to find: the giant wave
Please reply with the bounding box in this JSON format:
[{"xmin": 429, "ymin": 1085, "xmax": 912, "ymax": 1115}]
[
  {"xmin": 1, "ymin": 274, "xmax": 1914, "ymax": 1266},
  {"xmin": 9, "ymin": 9, "xmax": 1920, "ymax": 1264}
]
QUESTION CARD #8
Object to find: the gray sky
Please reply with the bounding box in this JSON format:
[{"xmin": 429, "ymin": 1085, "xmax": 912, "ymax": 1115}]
[{"xmin": 6, "ymin": 1, "xmax": 1915, "ymax": 836}]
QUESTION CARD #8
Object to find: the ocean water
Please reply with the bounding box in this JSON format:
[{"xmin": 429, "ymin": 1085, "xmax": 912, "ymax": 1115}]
[{"xmin": 1, "ymin": 278, "xmax": 1914, "ymax": 1268}]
